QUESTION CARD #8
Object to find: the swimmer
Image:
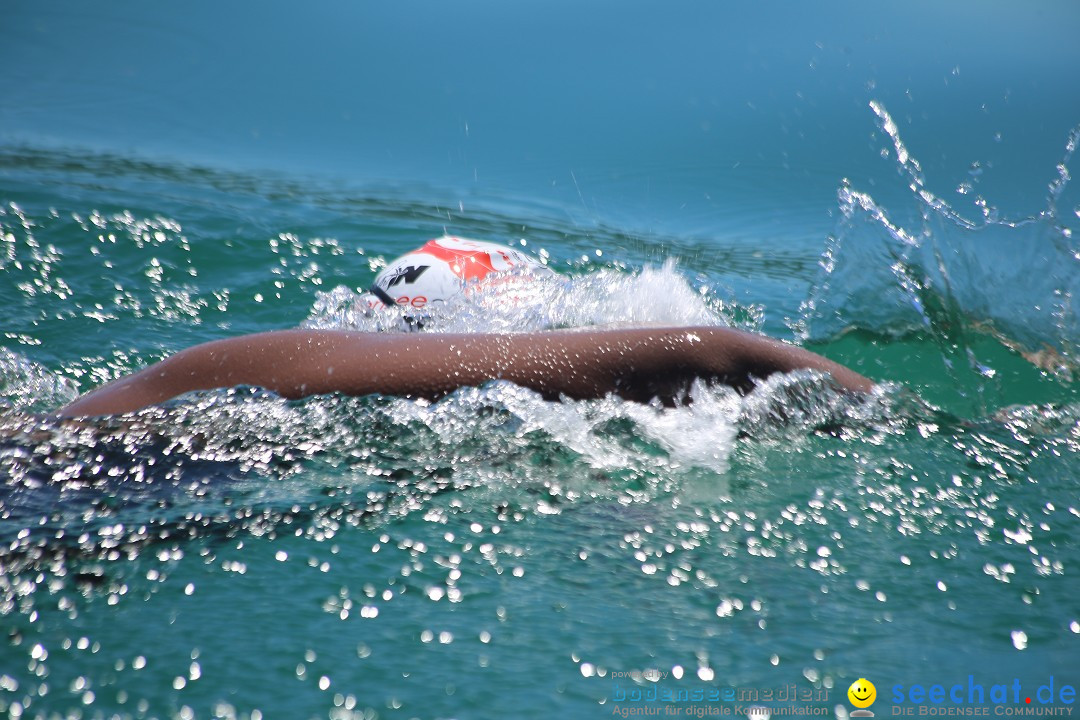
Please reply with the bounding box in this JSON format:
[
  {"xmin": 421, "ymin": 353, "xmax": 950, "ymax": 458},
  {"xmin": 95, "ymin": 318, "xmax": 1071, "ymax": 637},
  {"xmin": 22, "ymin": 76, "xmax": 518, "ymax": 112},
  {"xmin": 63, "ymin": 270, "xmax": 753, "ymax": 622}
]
[{"xmin": 59, "ymin": 237, "xmax": 874, "ymax": 418}]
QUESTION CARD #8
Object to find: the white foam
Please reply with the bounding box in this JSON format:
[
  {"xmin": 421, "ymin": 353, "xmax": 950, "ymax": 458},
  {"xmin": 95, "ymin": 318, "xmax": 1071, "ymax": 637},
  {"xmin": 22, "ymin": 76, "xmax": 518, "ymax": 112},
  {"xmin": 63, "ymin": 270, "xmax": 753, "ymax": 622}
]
[{"xmin": 304, "ymin": 259, "xmax": 735, "ymax": 334}]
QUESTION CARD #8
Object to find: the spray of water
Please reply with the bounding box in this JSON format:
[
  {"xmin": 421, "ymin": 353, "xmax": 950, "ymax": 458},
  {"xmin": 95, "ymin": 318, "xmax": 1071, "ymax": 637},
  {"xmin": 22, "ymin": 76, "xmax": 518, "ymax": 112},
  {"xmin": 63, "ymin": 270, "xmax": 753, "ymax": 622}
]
[{"xmin": 800, "ymin": 102, "xmax": 1079, "ymax": 380}]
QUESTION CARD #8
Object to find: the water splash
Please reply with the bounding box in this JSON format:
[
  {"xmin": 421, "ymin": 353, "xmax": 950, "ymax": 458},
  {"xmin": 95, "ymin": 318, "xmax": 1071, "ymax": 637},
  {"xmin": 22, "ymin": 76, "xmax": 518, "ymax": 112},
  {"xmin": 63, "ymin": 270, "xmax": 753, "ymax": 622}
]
[
  {"xmin": 800, "ymin": 102, "xmax": 1079, "ymax": 381},
  {"xmin": 0, "ymin": 349, "xmax": 79, "ymax": 412},
  {"xmin": 0, "ymin": 202, "xmax": 203, "ymax": 324},
  {"xmin": 0, "ymin": 365, "xmax": 905, "ymax": 563}
]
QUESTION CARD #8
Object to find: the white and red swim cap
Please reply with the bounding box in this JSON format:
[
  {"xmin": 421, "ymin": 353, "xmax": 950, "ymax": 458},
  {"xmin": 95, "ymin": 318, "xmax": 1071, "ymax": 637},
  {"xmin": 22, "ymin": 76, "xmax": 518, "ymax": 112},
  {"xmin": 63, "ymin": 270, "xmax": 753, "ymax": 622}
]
[{"xmin": 359, "ymin": 236, "xmax": 550, "ymax": 312}]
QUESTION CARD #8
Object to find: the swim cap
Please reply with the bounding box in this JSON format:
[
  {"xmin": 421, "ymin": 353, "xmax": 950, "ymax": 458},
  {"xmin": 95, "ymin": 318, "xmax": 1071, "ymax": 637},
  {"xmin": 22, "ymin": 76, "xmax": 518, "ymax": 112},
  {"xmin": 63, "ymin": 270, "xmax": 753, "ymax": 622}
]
[{"xmin": 358, "ymin": 236, "xmax": 550, "ymax": 313}]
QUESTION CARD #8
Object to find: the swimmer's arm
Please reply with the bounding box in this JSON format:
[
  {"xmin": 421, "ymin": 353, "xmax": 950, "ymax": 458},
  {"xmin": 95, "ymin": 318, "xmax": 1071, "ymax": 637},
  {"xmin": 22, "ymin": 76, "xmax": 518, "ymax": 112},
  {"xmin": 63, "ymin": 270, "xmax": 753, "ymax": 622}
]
[
  {"xmin": 680, "ymin": 326, "xmax": 875, "ymax": 394},
  {"xmin": 485, "ymin": 326, "xmax": 874, "ymax": 401},
  {"xmin": 58, "ymin": 326, "xmax": 874, "ymax": 417}
]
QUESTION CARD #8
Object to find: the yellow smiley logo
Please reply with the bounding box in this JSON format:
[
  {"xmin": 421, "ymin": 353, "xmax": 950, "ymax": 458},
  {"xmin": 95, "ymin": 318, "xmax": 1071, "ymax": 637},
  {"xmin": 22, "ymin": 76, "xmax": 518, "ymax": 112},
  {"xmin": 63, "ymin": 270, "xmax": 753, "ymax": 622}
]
[{"xmin": 848, "ymin": 678, "xmax": 877, "ymax": 709}]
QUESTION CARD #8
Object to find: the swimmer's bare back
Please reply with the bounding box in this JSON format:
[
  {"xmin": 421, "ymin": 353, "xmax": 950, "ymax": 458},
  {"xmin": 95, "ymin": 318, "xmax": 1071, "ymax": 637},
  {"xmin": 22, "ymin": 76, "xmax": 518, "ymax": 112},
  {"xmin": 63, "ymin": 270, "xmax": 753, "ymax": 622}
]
[{"xmin": 58, "ymin": 326, "xmax": 874, "ymax": 418}]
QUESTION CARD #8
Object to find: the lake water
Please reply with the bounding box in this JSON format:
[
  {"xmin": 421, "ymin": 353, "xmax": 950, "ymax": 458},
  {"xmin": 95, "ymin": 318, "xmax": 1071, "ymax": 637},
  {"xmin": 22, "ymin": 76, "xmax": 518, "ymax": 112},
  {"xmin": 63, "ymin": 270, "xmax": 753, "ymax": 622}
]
[{"xmin": 2, "ymin": 2, "xmax": 1079, "ymax": 718}]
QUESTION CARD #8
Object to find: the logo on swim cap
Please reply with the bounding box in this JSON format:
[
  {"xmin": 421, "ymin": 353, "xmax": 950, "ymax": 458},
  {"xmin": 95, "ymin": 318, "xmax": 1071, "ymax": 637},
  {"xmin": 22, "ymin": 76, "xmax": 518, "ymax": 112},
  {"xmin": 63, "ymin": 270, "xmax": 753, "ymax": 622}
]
[
  {"xmin": 382, "ymin": 264, "xmax": 430, "ymax": 289},
  {"xmin": 362, "ymin": 236, "xmax": 549, "ymax": 312}
]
